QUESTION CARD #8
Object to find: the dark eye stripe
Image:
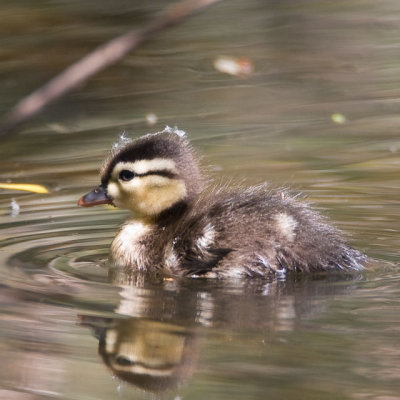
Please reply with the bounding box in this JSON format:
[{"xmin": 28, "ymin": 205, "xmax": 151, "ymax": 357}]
[
  {"xmin": 137, "ymin": 170, "xmax": 176, "ymax": 179},
  {"xmin": 115, "ymin": 169, "xmax": 177, "ymax": 183}
]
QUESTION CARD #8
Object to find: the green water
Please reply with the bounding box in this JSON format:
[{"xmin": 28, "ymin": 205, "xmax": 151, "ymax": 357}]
[{"xmin": 1, "ymin": 1, "xmax": 400, "ymax": 399}]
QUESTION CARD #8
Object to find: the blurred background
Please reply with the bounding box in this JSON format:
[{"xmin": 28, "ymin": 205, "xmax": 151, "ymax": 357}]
[{"xmin": 1, "ymin": 1, "xmax": 400, "ymax": 399}]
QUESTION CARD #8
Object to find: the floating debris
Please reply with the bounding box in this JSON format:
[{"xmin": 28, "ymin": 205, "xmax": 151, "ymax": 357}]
[
  {"xmin": 213, "ymin": 56, "xmax": 254, "ymax": 78},
  {"xmin": 10, "ymin": 198, "xmax": 20, "ymax": 217},
  {"xmin": 0, "ymin": 182, "xmax": 49, "ymax": 194},
  {"xmin": 331, "ymin": 113, "xmax": 347, "ymax": 124},
  {"xmin": 46, "ymin": 123, "xmax": 70, "ymax": 134},
  {"xmin": 104, "ymin": 204, "xmax": 118, "ymax": 210},
  {"xmin": 145, "ymin": 113, "xmax": 158, "ymax": 126}
]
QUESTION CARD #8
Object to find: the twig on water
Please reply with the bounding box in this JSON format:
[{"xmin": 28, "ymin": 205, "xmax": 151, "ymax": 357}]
[{"xmin": 0, "ymin": 0, "xmax": 223, "ymax": 138}]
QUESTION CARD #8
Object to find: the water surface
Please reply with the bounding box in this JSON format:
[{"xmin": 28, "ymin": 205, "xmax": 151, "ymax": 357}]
[{"xmin": 1, "ymin": 1, "xmax": 400, "ymax": 399}]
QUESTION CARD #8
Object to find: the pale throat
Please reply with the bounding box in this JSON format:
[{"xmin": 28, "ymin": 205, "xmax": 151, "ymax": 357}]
[{"xmin": 110, "ymin": 219, "xmax": 154, "ymax": 268}]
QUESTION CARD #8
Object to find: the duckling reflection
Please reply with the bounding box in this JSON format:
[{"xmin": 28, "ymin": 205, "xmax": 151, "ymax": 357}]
[
  {"xmin": 79, "ymin": 269, "xmax": 363, "ymax": 393},
  {"xmin": 79, "ymin": 272, "xmax": 200, "ymax": 393},
  {"xmin": 80, "ymin": 316, "xmax": 197, "ymax": 392}
]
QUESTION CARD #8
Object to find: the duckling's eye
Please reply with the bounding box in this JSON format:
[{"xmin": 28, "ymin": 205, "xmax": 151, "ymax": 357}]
[{"xmin": 119, "ymin": 170, "xmax": 135, "ymax": 181}]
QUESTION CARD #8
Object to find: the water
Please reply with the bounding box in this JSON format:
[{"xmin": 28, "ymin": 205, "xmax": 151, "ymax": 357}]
[{"xmin": 1, "ymin": 1, "xmax": 400, "ymax": 399}]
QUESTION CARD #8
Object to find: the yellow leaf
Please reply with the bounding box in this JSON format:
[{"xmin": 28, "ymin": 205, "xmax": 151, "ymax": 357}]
[
  {"xmin": 103, "ymin": 204, "xmax": 118, "ymax": 210},
  {"xmin": 0, "ymin": 183, "xmax": 49, "ymax": 194}
]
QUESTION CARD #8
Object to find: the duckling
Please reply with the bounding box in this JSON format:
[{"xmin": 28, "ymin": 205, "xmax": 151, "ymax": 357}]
[{"xmin": 78, "ymin": 127, "xmax": 366, "ymax": 278}]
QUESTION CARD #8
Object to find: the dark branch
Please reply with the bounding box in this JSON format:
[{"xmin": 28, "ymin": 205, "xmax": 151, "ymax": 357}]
[{"xmin": 0, "ymin": 0, "xmax": 222, "ymax": 138}]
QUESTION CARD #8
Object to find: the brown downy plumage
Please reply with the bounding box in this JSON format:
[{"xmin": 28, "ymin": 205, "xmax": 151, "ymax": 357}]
[{"xmin": 78, "ymin": 127, "xmax": 366, "ymax": 278}]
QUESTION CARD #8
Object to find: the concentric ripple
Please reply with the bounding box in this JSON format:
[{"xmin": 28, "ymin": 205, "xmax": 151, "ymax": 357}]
[{"xmin": 0, "ymin": 193, "xmax": 126, "ymax": 309}]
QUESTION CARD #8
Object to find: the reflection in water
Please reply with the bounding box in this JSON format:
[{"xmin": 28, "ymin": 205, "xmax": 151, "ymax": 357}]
[
  {"xmin": 81, "ymin": 316, "xmax": 197, "ymax": 392},
  {"xmin": 80, "ymin": 269, "xmax": 202, "ymax": 392},
  {"xmin": 79, "ymin": 269, "xmax": 363, "ymax": 393}
]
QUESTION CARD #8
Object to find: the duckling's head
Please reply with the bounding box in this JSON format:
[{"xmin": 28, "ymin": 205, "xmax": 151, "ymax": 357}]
[{"xmin": 78, "ymin": 129, "xmax": 204, "ymax": 219}]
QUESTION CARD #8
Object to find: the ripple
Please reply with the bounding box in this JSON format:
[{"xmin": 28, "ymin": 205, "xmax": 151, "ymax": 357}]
[{"xmin": 0, "ymin": 196, "xmax": 124, "ymax": 311}]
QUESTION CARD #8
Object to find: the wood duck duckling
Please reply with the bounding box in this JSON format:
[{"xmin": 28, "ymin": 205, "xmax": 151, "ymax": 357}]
[{"xmin": 78, "ymin": 127, "xmax": 366, "ymax": 278}]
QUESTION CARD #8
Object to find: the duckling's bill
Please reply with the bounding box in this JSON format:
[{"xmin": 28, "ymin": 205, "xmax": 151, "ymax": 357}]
[{"xmin": 78, "ymin": 185, "xmax": 113, "ymax": 207}]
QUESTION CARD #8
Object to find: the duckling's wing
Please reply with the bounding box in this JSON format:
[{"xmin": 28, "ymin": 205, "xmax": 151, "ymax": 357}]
[
  {"xmin": 171, "ymin": 209, "xmax": 233, "ymax": 276},
  {"xmin": 181, "ymin": 246, "xmax": 232, "ymax": 276}
]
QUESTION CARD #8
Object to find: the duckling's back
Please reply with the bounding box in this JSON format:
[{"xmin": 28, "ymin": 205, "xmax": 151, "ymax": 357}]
[{"xmin": 172, "ymin": 185, "xmax": 366, "ymax": 278}]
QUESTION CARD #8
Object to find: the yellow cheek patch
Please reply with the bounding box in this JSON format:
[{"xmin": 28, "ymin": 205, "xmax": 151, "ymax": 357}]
[
  {"xmin": 106, "ymin": 174, "xmax": 187, "ymax": 216},
  {"xmin": 136, "ymin": 176, "xmax": 187, "ymax": 216}
]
